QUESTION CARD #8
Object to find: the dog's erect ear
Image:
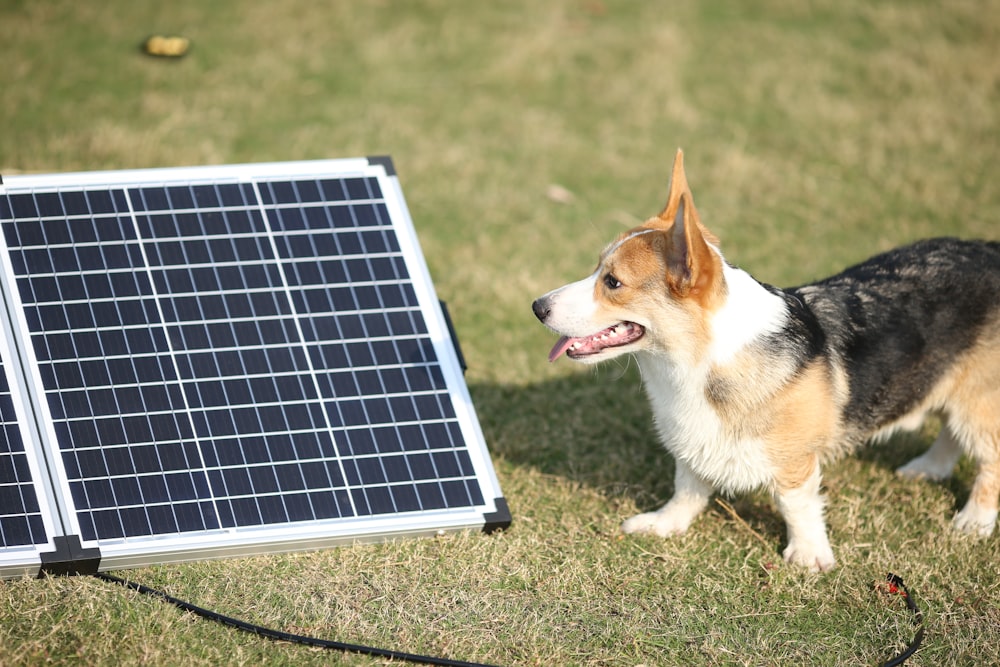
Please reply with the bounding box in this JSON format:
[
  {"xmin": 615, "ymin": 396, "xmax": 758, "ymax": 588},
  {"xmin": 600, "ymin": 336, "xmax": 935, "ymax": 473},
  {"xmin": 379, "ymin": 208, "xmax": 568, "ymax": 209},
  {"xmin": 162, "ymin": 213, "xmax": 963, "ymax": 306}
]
[
  {"xmin": 657, "ymin": 148, "xmax": 692, "ymax": 225},
  {"xmin": 656, "ymin": 149, "xmax": 720, "ymax": 298},
  {"xmin": 656, "ymin": 149, "xmax": 717, "ymax": 239}
]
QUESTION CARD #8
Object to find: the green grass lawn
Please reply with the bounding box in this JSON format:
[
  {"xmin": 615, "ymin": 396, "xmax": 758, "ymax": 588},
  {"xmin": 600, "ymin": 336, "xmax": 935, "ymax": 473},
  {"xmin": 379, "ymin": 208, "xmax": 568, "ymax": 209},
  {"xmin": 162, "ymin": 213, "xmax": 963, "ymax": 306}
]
[{"xmin": 2, "ymin": 1, "xmax": 999, "ymax": 664}]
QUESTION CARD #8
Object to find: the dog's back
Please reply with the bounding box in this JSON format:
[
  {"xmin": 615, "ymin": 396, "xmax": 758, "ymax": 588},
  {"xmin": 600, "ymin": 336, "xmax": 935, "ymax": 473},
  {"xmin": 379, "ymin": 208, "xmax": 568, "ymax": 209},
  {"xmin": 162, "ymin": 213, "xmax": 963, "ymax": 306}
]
[{"xmin": 793, "ymin": 238, "xmax": 1000, "ymax": 438}]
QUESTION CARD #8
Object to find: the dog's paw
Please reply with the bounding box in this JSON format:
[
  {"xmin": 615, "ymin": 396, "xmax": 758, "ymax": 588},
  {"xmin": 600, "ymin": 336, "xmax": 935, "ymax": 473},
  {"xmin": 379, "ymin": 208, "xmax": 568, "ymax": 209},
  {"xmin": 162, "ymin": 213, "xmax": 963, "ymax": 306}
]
[
  {"xmin": 896, "ymin": 455, "xmax": 954, "ymax": 481},
  {"xmin": 621, "ymin": 510, "xmax": 692, "ymax": 538},
  {"xmin": 782, "ymin": 539, "xmax": 836, "ymax": 572},
  {"xmin": 953, "ymin": 504, "xmax": 998, "ymax": 537}
]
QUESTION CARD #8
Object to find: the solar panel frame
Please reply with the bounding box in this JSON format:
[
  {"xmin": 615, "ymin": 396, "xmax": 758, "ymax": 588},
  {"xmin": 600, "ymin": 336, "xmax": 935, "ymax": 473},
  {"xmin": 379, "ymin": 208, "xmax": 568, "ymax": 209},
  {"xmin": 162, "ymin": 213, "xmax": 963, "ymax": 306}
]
[
  {"xmin": 0, "ymin": 314, "xmax": 62, "ymax": 578},
  {"xmin": 0, "ymin": 157, "xmax": 507, "ymax": 576}
]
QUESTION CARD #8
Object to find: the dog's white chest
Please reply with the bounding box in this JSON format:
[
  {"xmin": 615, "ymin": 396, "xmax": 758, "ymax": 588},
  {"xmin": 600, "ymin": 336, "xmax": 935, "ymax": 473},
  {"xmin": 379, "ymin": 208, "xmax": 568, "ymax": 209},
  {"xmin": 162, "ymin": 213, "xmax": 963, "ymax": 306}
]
[{"xmin": 637, "ymin": 357, "xmax": 775, "ymax": 494}]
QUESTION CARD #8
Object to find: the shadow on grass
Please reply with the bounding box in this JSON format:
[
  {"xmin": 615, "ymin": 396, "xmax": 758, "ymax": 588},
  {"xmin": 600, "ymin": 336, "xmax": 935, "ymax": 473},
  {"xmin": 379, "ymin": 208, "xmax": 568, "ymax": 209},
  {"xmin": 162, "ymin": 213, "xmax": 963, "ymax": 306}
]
[
  {"xmin": 854, "ymin": 426, "xmax": 973, "ymax": 512},
  {"xmin": 470, "ymin": 365, "xmax": 668, "ymax": 502}
]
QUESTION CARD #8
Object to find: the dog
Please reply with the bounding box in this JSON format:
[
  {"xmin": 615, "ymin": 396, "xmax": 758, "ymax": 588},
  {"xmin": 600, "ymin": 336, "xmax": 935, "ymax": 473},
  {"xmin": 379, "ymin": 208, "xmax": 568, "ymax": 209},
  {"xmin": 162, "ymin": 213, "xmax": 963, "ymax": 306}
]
[{"xmin": 532, "ymin": 149, "xmax": 1000, "ymax": 570}]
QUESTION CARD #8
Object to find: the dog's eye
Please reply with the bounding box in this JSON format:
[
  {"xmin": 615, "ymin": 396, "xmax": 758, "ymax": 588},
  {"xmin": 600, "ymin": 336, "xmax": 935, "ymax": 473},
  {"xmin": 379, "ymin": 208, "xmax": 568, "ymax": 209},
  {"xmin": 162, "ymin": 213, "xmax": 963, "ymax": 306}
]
[{"xmin": 604, "ymin": 274, "xmax": 622, "ymax": 290}]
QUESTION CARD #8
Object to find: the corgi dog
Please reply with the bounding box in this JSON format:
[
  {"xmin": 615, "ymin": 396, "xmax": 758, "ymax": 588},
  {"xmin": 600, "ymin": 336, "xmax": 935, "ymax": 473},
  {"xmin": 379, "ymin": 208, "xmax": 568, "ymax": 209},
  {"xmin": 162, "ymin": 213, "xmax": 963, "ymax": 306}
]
[{"xmin": 532, "ymin": 149, "xmax": 1000, "ymax": 571}]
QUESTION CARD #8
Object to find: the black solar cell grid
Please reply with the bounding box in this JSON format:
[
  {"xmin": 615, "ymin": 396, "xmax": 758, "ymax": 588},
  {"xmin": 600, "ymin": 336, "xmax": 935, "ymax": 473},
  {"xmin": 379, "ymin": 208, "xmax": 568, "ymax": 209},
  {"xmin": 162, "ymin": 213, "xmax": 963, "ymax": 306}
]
[
  {"xmin": 0, "ymin": 160, "xmax": 503, "ymax": 571},
  {"xmin": 0, "ymin": 358, "xmax": 48, "ymax": 548}
]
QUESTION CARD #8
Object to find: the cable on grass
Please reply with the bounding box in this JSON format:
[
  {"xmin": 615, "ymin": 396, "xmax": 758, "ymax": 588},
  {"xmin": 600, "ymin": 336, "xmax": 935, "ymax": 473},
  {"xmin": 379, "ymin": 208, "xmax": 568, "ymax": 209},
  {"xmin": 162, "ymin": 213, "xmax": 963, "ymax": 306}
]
[
  {"xmin": 95, "ymin": 570, "xmax": 923, "ymax": 666},
  {"xmin": 875, "ymin": 573, "xmax": 924, "ymax": 667},
  {"xmin": 93, "ymin": 572, "xmax": 501, "ymax": 667}
]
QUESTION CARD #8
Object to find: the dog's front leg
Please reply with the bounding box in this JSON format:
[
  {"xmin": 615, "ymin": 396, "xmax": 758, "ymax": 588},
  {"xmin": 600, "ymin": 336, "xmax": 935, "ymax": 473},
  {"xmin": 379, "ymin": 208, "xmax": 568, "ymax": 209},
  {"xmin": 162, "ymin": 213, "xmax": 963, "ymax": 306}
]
[
  {"xmin": 622, "ymin": 459, "xmax": 713, "ymax": 537},
  {"xmin": 773, "ymin": 461, "xmax": 836, "ymax": 571}
]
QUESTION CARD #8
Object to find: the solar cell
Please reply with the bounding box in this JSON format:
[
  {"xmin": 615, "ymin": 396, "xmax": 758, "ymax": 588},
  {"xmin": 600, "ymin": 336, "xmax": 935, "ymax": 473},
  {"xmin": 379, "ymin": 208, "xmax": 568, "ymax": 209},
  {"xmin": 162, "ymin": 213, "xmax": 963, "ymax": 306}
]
[
  {"xmin": 0, "ymin": 362, "xmax": 47, "ymax": 549},
  {"xmin": 0, "ymin": 157, "xmax": 508, "ymax": 576}
]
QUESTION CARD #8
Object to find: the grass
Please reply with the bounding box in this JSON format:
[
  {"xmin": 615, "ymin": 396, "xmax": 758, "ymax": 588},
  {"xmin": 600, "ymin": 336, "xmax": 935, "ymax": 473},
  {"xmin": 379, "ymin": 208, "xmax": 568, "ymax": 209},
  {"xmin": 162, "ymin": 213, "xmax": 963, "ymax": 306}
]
[{"xmin": 2, "ymin": 0, "xmax": 999, "ymax": 664}]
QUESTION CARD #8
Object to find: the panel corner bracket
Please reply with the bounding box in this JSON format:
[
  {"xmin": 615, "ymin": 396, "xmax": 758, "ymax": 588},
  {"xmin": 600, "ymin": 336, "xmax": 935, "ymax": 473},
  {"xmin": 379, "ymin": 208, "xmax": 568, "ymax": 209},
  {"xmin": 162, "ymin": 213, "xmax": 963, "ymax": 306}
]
[
  {"xmin": 366, "ymin": 155, "xmax": 396, "ymax": 177},
  {"xmin": 38, "ymin": 535, "xmax": 102, "ymax": 577},
  {"xmin": 482, "ymin": 497, "xmax": 511, "ymax": 534}
]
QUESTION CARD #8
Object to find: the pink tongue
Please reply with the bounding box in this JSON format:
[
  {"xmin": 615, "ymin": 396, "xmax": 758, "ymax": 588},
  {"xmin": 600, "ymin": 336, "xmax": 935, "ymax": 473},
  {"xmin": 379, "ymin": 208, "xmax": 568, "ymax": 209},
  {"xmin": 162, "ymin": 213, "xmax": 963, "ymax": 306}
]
[{"xmin": 548, "ymin": 336, "xmax": 575, "ymax": 362}]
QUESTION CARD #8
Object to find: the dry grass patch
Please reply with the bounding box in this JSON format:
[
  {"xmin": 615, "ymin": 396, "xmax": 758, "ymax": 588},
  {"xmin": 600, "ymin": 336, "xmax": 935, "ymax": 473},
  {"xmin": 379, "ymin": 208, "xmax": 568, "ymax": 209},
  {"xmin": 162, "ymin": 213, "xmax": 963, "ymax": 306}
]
[{"xmin": 1, "ymin": 0, "xmax": 999, "ymax": 665}]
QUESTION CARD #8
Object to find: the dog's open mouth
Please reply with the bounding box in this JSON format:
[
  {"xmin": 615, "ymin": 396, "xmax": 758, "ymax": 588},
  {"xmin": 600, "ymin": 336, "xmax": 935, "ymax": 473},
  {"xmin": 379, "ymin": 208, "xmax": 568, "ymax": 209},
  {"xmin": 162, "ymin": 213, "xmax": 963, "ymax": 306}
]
[{"xmin": 548, "ymin": 322, "xmax": 645, "ymax": 362}]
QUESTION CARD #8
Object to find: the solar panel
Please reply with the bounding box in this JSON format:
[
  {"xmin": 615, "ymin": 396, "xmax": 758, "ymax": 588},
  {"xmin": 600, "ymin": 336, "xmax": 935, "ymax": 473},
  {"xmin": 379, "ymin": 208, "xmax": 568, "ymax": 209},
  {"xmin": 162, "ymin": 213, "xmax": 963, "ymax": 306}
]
[
  {"xmin": 0, "ymin": 339, "xmax": 56, "ymax": 571},
  {"xmin": 0, "ymin": 157, "xmax": 508, "ymax": 577}
]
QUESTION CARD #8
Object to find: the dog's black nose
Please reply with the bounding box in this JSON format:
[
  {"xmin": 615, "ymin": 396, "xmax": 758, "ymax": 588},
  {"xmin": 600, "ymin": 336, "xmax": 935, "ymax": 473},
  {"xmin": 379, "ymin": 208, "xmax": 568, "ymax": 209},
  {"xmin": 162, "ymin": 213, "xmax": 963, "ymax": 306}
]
[{"xmin": 531, "ymin": 298, "xmax": 550, "ymax": 322}]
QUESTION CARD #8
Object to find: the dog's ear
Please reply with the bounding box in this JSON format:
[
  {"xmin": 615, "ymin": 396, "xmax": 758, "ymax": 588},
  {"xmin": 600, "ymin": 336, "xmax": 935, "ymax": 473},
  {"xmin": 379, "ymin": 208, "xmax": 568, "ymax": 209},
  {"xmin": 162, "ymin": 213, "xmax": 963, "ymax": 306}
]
[
  {"xmin": 657, "ymin": 148, "xmax": 692, "ymax": 224},
  {"xmin": 655, "ymin": 149, "xmax": 719, "ymax": 240},
  {"xmin": 657, "ymin": 150, "xmax": 720, "ymax": 298}
]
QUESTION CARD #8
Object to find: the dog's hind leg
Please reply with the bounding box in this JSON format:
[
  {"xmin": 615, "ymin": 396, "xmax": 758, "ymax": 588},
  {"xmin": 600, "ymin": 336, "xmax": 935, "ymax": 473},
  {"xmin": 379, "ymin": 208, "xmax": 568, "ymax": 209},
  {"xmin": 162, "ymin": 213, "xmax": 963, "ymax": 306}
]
[
  {"xmin": 621, "ymin": 460, "xmax": 713, "ymax": 537},
  {"xmin": 946, "ymin": 344, "xmax": 1000, "ymax": 537},
  {"xmin": 950, "ymin": 418, "xmax": 1000, "ymax": 537},
  {"xmin": 895, "ymin": 414, "xmax": 997, "ymax": 536},
  {"xmin": 954, "ymin": 457, "xmax": 1000, "ymax": 537},
  {"xmin": 897, "ymin": 422, "xmax": 964, "ymax": 481}
]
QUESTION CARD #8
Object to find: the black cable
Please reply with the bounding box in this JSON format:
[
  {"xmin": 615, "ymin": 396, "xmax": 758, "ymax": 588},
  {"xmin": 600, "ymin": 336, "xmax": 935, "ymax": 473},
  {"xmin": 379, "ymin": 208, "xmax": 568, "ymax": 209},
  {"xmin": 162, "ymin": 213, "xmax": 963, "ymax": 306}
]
[
  {"xmin": 93, "ymin": 572, "xmax": 503, "ymax": 667},
  {"xmin": 876, "ymin": 573, "xmax": 924, "ymax": 667},
  {"xmin": 95, "ymin": 569, "xmax": 923, "ymax": 666}
]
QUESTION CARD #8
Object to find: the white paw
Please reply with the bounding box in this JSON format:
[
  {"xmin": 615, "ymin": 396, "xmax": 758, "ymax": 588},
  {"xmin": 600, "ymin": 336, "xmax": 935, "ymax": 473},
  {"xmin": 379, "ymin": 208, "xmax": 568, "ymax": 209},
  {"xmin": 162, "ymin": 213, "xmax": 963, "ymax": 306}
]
[
  {"xmin": 953, "ymin": 504, "xmax": 998, "ymax": 537},
  {"xmin": 782, "ymin": 539, "xmax": 836, "ymax": 572},
  {"xmin": 896, "ymin": 455, "xmax": 953, "ymax": 481},
  {"xmin": 621, "ymin": 509, "xmax": 694, "ymax": 538}
]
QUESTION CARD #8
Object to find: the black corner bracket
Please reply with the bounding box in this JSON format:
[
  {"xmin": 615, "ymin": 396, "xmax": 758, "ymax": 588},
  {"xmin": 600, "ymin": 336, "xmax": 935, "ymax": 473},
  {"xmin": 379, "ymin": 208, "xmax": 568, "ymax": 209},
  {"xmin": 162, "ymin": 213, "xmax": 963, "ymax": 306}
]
[
  {"xmin": 38, "ymin": 535, "xmax": 102, "ymax": 578},
  {"xmin": 483, "ymin": 497, "xmax": 511, "ymax": 534},
  {"xmin": 366, "ymin": 155, "xmax": 396, "ymax": 177}
]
